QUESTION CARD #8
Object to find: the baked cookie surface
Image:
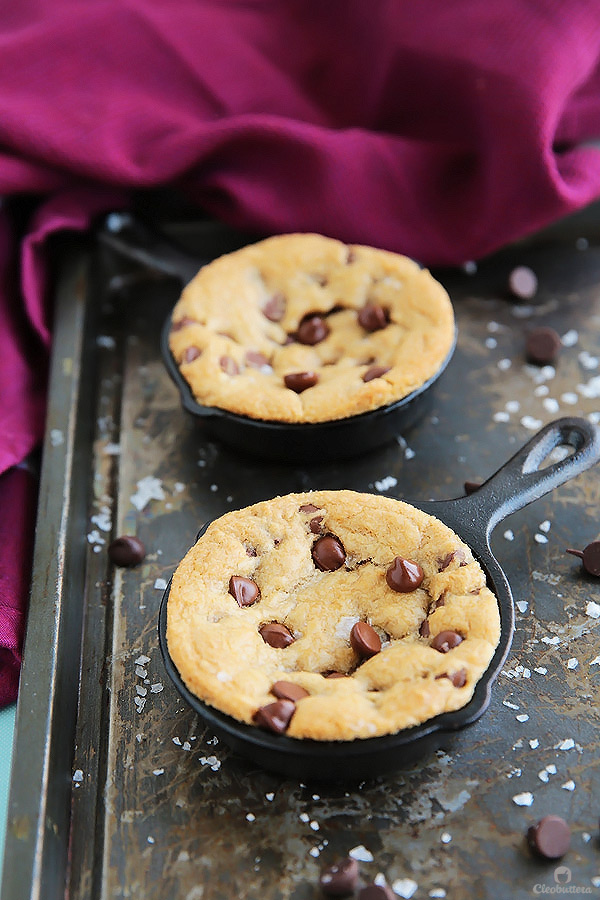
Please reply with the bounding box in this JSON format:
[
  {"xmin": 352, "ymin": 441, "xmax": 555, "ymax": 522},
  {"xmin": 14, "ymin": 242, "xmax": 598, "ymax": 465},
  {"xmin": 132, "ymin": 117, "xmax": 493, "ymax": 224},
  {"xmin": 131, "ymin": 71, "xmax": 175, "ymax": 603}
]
[
  {"xmin": 166, "ymin": 490, "xmax": 500, "ymax": 741},
  {"xmin": 168, "ymin": 234, "xmax": 455, "ymax": 423}
]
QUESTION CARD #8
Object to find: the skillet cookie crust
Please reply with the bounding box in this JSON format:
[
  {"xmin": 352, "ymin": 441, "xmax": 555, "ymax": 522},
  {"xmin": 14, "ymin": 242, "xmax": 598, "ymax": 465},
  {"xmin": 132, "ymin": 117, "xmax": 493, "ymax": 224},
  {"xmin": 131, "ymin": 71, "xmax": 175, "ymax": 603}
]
[
  {"xmin": 166, "ymin": 490, "xmax": 501, "ymax": 741},
  {"xmin": 168, "ymin": 234, "xmax": 455, "ymax": 423}
]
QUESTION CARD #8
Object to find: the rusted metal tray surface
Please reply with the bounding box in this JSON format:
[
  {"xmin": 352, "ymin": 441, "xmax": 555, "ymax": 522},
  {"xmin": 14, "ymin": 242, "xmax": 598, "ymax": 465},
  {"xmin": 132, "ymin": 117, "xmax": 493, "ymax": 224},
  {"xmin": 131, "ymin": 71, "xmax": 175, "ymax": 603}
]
[{"xmin": 2, "ymin": 215, "xmax": 600, "ymax": 900}]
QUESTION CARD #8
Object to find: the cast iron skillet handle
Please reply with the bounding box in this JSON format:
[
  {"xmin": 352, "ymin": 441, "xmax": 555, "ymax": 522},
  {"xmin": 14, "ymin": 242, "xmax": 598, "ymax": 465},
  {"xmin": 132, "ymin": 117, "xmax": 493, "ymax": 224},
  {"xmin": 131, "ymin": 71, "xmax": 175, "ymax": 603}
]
[
  {"xmin": 424, "ymin": 417, "xmax": 600, "ymax": 545},
  {"xmin": 97, "ymin": 211, "xmax": 202, "ymax": 285}
]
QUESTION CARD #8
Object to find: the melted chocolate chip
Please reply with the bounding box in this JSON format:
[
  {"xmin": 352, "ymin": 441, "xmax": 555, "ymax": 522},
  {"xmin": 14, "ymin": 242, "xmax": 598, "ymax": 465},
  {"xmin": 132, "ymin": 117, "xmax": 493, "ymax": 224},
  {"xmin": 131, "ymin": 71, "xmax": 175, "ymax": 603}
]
[
  {"xmin": 509, "ymin": 265, "xmax": 538, "ymax": 300},
  {"xmin": 419, "ymin": 618, "xmax": 430, "ymax": 637},
  {"xmin": 346, "ymin": 248, "xmax": 357, "ymax": 264},
  {"xmin": 228, "ymin": 575, "xmax": 260, "ymax": 607},
  {"xmin": 245, "ymin": 350, "xmax": 270, "ymax": 368},
  {"xmin": 527, "ymin": 815, "xmax": 571, "ymax": 860},
  {"xmin": 259, "ymin": 622, "xmax": 295, "ymax": 648},
  {"xmin": 358, "ymin": 302, "xmax": 389, "ymax": 332},
  {"xmin": 312, "ymin": 535, "xmax": 346, "ymax": 571},
  {"xmin": 358, "ymin": 884, "xmax": 395, "ymax": 900},
  {"xmin": 182, "ymin": 345, "xmax": 202, "ymax": 363},
  {"xmin": 323, "ymin": 671, "xmax": 348, "ymax": 679},
  {"xmin": 431, "ymin": 630, "xmax": 463, "ymax": 653},
  {"xmin": 171, "ymin": 315, "xmax": 197, "ymax": 331},
  {"xmin": 271, "ymin": 681, "xmax": 309, "ymax": 702},
  {"xmin": 566, "ymin": 541, "xmax": 600, "ymax": 576},
  {"xmin": 245, "ymin": 545, "xmax": 258, "ymax": 557},
  {"xmin": 525, "ymin": 326, "xmax": 561, "ymax": 366},
  {"xmin": 253, "ymin": 699, "xmax": 295, "ymax": 734},
  {"xmin": 108, "ymin": 535, "xmax": 146, "ymax": 567},
  {"xmin": 362, "ymin": 365, "xmax": 391, "ymax": 382},
  {"xmin": 319, "ymin": 857, "xmax": 360, "ymax": 896},
  {"xmin": 296, "ymin": 314, "xmax": 330, "ymax": 345},
  {"xmin": 436, "ymin": 668, "xmax": 467, "ymax": 687},
  {"xmin": 437, "ymin": 549, "xmax": 466, "ymax": 571},
  {"xmin": 386, "ymin": 556, "xmax": 424, "ymax": 592},
  {"xmin": 262, "ymin": 292, "xmax": 286, "ymax": 322},
  {"xmin": 299, "ymin": 503, "xmax": 319, "ymax": 513},
  {"xmin": 309, "ymin": 516, "xmax": 324, "ymax": 534},
  {"xmin": 219, "ymin": 355, "xmax": 240, "ymax": 375},
  {"xmin": 284, "ymin": 371, "xmax": 318, "ymax": 392},
  {"xmin": 350, "ymin": 621, "xmax": 381, "ymax": 658}
]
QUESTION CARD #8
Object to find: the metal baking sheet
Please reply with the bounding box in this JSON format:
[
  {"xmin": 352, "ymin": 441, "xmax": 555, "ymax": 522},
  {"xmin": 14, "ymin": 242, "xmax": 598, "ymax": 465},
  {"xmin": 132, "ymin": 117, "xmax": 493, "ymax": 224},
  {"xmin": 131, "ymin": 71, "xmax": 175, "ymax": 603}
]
[{"xmin": 3, "ymin": 215, "xmax": 600, "ymax": 900}]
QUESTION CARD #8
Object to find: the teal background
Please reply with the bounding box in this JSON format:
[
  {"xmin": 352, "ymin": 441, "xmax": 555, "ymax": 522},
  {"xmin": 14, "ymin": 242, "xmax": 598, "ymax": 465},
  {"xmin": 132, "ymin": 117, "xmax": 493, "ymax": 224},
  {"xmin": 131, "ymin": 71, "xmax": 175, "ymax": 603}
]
[{"xmin": 0, "ymin": 704, "xmax": 16, "ymax": 884}]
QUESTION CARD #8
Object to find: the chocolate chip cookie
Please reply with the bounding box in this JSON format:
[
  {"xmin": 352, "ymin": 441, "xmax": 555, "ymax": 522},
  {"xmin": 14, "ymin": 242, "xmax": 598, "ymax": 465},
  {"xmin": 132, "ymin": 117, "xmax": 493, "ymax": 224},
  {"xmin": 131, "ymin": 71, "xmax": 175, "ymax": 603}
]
[
  {"xmin": 168, "ymin": 234, "xmax": 455, "ymax": 423},
  {"xmin": 166, "ymin": 490, "xmax": 500, "ymax": 741}
]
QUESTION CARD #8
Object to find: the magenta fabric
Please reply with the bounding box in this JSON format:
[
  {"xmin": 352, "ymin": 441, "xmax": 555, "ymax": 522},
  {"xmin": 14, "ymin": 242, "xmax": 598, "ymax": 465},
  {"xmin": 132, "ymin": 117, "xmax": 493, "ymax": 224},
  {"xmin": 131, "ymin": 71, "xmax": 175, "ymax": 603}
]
[{"xmin": 3, "ymin": 0, "xmax": 600, "ymax": 704}]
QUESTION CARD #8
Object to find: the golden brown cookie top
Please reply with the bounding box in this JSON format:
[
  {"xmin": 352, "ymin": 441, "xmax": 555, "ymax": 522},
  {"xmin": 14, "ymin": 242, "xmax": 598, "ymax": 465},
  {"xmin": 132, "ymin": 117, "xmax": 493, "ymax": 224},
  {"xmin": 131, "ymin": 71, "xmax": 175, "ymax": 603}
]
[
  {"xmin": 168, "ymin": 234, "xmax": 455, "ymax": 423},
  {"xmin": 166, "ymin": 490, "xmax": 500, "ymax": 741}
]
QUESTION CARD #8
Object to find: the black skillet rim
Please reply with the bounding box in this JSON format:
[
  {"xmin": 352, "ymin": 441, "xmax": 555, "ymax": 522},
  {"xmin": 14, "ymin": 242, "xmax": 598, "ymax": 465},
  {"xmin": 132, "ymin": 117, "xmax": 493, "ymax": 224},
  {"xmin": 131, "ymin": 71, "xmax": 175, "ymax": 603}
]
[
  {"xmin": 160, "ymin": 314, "xmax": 457, "ymax": 434},
  {"xmin": 157, "ymin": 525, "xmax": 514, "ymax": 765}
]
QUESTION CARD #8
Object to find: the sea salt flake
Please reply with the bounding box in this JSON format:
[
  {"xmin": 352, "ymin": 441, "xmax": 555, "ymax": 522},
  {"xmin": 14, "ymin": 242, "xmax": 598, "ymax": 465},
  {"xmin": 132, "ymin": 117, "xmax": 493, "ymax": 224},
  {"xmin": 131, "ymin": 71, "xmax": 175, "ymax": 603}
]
[
  {"xmin": 493, "ymin": 411, "xmax": 510, "ymax": 423},
  {"xmin": 513, "ymin": 792, "xmax": 534, "ymax": 806},
  {"xmin": 561, "ymin": 329, "xmax": 578, "ymax": 347},
  {"xmin": 516, "ymin": 600, "xmax": 528, "ymax": 613},
  {"xmin": 561, "ymin": 780, "xmax": 576, "ymax": 791},
  {"xmin": 440, "ymin": 832, "xmax": 452, "ymax": 844},
  {"xmin": 582, "ymin": 832, "xmax": 592, "ymax": 843},
  {"xmin": 556, "ymin": 738, "xmax": 575, "ymax": 751},
  {"xmin": 521, "ymin": 415, "xmax": 543, "ymax": 430},
  {"xmin": 130, "ymin": 476, "xmax": 165, "ymax": 511},
  {"xmin": 392, "ymin": 878, "xmax": 419, "ymax": 899},
  {"xmin": 150, "ymin": 683, "xmax": 163, "ymax": 693},
  {"xmin": 349, "ymin": 845, "xmax": 374, "ymax": 862},
  {"xmin": 91, "ymin": 511, "xmax": 112, "ymax": 532},
  {"xmin": 529, "ymin": 739, "xmax": 539, "ymax": 749},
  {"xmin": 585, "ymin": 601, "xmax": 600, "ymax": 619},
  {"xmin": 504, "ymin": 530, "xmax": 515, "ymax": 541},
  {"xmin": 505, "ymin": 400, "xmax": 520, "ymax": 413},
  {"xmin": 182, "ymin": 742, "xmax": 191, "ymax": 751},
  {"xmin": 173, "ymin": 737, "xmax": 182, "ymax": 746},
  {"xmin": 503, "ymin": 700, "xmax": 520, "ymax": 710},
  {"xmin": 310, "ymin": 821, "xmax": 319, "ymax": 831},
  {"xmin": 516, "ymin": 714, "xmax": 530, "ymax": 723},
  {"xmin": 135, "ymin": 655, "xmax": 151, "ymax": 665},
  {"xmin": 153, "ymin": 768, "xmax": 164, "ymax": 776},
  {"xmin": 136, "ymin": 685, "xmax": 147, "ymax": 697},
  {"xmin": 538, "ymin": 770, "xmax": 550, "ymax": 783},
  {"xmin": 374, "ymin": 475, "xmax": 398, "ymax": 492},
  {"xmin": 299, "ymin": 813, "xmax": 310, "ymax": 823},
  {"xmin": 87, "ymin": 530, "xmax": 105, "ymax": 546},
  {"xmin": 534, "ymin": 384, "xmax": 550, "ymax": 397},
  {"xmin": 73, "ymin": 770, "xmax": 84, "ymax": 782},
  {"xmin": 590, "ymin": 656, "xmax": 600, "ymax": 666},
  {"xmin": 560, "ymin": 392, "xmax": 578, "ymax": 405},
  {"xmin": 567, "ymin": 658, "xmax": 579, "ymax": 670},
  {"xmin": 404, "ymin": 447, "xmax": 416, "ymax": 460},
  {"xmin": 542, "ymin": 636, "xmax": 561, "ymax": 645},
  {"xmin": 429, "ymin": 892, "xmax": 447, "ymax": 899},
  {"xmin": 498, "ymin": 358, "xmax": 512, "ymax": 371},
  {"xmin": 534, "ymin": 534, "xmax": 548, "ymax": 544},
  {"xmin": 265, "ymin": 792, "xmax": 275, "ymax": 801},
  {"xmin": 542, "ymin": 398, "xmax": 560, "ymax": 414},
  {"xmin": 592, "ymin": 877, "xmax": 600, "ymax": 889},
  {"xmin": 485, "ymin": 337, "xmax": 497, "ymax": 349},
  {"xmin": 309, "ymin": 847, "xmax": 320, "ymax": 858},
  {"xmin": 487, "ymin": 321, "xmax": 502, "ymax": 333},
  {"xmin": 539, "ymin": 520, "xmax": 551, "ymax": 533},
  {"xmin": 534, "ymin": 667, "xmax": 547, "ymax": 675},
  {"xmin": 578, "ymin": 375, "xmax": 600, "ymax": 399},
  {"xmin": 246, "ymin": 813, "xmax": 255, "ymax": 822},
  {"xmin": 154, "ymin": 578, "xmax": 168, "ymax": 591}
]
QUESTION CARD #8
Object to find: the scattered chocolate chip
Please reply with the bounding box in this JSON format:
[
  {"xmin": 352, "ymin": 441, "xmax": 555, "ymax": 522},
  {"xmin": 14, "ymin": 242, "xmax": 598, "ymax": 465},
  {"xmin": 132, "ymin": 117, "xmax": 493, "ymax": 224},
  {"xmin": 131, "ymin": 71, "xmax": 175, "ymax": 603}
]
[
  {"xmin": 419, "ymin": 618, "xmax": 430, "ymax": 637},
  {"xmin": 509, "ymin": 265, "xmax": 538, "ymax": 300},
  {"xmin": 358, "ymin": 302, "xmax": 389, "ymax": 332},
  {"xmin": 108, "ymin": 535, "xmax": 146, "ymax": 567},
  {"xmin": 386, "ymin": 556, "xmax": 424, "ymax": 592},
  {"xmin": 296, "ymin": 314, "xmax": 330, "ymax": 345},
  {"xmin": 245, "ymin": 545, "xmax": 258, "ymax": 557},
  {"xmin": 262, "ymin": 292, "xmax": 286, "ymax": 322},
  {"xmin": 228, "ymin": 575, "xmax": 260, "ymax": 607},
  {"xmin": 253, "ymin": 699, "xmax": 295, "ymax": 734},
  {"xmin": 346, "ymin": 248, "xmax": 357, "ymax": 264},
  {"xmin": 245, "ymin": 350, "xmax": 270, "ymax": 368},
  {"xmin": 527, "ymin": 815, "xmax": 571, "ymax": 860},
  {"xmin": 259, "ymin": 622, "xmax": 295, "ymax": 648},
  {"xmin": 437, "ymin": 549, "xmax": 466, "ymax": 571},
  {"xmin": 219, "ymin": 355, "xmax": 240, "ymax": 375},
  {"xmin": 350, "ymin": 621, "xmax": 382, "ymax": 658},
  {"xmin": 431, "ymin": 630, "xmax": 463, "ymax": 653},
  {"xmin": 319, "ymin": 857, "xmax": 360, "ymax": 896},
  {"xmin": 566, "ymin": 541, "xmax": 600, "ymax": 576},
  {"xmin": 299, "ymin": 503, "xmax": 320, "ymax": 513},
  {"xmin": 271, "ymin": 681, "xmax": 309, "ymax": 702},
  {"xmin": 309, "ymin": 516, "xmax": 324, "ymax": 534},
  {"xmin": 464, "ymin": 480, "xmax": 482, "ymax": 494},
  {"xmin": 171, "ymin": 315, "xmax": 197, "ymax": 331},
  {"xmin": 284, "ymin": 371, "xmax": 318, "ymax": 392},
  {"xmin": 182, "ymin": 345, "xmax": 202, "ymax": 363},
  {"xmin": 525, "ymin": 326, "xmax": 561, "ymax": 366},
  {"xmin": 435, "ymin": 668, "xmax": 467, "ymax": 687},
  {"xmin": 323, "ymin": 671, "xmax": 348, "ymax": 679},
  {"xmin": 432, "ymin": 593, "xmax": 446, "ymax": 609},
  {"xmin": 358, "ymin": 884, "xmax": 395, "ymax": 900},
  {"xmin": 312, "ymin": 273, "xmax": 329, "ymax": 287},
  {"xmin": 312, "ymin": 535, "xmax": 346, "ymax": 571},
  {"xmin": 362, "ymin": 365, "xmax": 391, "ymax": 383}
]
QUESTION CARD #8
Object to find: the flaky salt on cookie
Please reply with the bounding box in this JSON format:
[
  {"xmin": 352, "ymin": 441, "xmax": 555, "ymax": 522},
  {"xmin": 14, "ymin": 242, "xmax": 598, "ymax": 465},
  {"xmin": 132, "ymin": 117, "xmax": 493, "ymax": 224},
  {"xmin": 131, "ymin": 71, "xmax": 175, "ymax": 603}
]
[
  {"xmin": 168, "ymin": 234, "xmax": 455, "ymax": 424},
  {"xmin": 166, "ymin": 490, "xmax": 500, "ymax": 741}
]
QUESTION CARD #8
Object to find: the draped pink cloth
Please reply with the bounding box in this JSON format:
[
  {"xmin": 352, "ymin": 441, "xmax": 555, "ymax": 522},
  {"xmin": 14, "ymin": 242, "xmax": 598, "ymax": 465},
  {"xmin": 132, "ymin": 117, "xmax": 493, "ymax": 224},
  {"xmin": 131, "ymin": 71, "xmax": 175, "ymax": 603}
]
[{"xmin": 2, "ymin": 0, "xmax": 600, "ymax": 704}]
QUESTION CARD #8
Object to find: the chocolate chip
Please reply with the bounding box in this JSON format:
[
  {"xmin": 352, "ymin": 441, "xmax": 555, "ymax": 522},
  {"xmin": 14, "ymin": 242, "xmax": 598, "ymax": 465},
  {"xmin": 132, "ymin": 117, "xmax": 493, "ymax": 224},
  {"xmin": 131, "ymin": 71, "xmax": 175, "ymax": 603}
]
[
  {"xmin": 464, "ymin": 480, "xmax": 481, "ymax": 494},
  {"xmin": 171, "ymin": 315, "xmax": 197, "ymax": 331},
  {"xmin": 319, "ymin": 857, "xmax": 359, "ymax": 896},
  {"xmin": 358, "ymin": 885, "xmax": 395, "ymax": 900},
  {"xmin": 527, "ymin": 815, "xmax": 571, "ymax": 860},
  {"xmin": 253, "ymin": 699, "xmax": 295, "ymax": 734},
  {"xmin": 284, "ymin": 371, "xmax": 318, "ymax": 392},
  {"xmin": 431, "ymin": 630, "xmax": 463, "ymax": 653},
  {"xmin": 386, "ymin": 556, "xmax": 424, "ymax": 592},
  {"xmin": 509, "ymin": 265, "xmax": 538, "ymax": 300},
  {"xmin": 346, "ymin": 248, "xmax": 357, "ymax": 264},
  {"xmin": 419, "ymin": 618, "xmax": 430, "ymax": 637},
  {"xmin": 219, "ymin": 355, "xmax": 240, "ymax": 375},
  {"xmin": 350, "ymin": 621, "xmax": 381, "ymax": 658},
  {"xmin": 262, "ymin": 292, "xmax": 286, "ymax": 322},
  {"xmin": 358, "ymin": 302, "xmax": 389, "ymax": 332},
  {"xmin": 296, "ymin": 314, "xmax": 330, "ymax": 345},
  {"xmin": 309, "ymin": 516, "xmax": 324, "ymax": 534},
  {"xmin": 312, "ymin": 535, "xmax": 346, "ymax": 571},
  {"xmin": 323, "ymin": 671, "xmax": 348, "ymax": 678},
  {"xmin": 183, "ymin": 345, "xmax": 202, "ymax": 363},
  {"xmin": 437, "ymin": 549, "xmax": 466, "ymax": 571},
  {"xmin": 566, "ymin": 541, "xmax": 600, "ymax": 576},
  {"xmin": 362, "ymin": 365, "xmax": 391, "ymax": 383},
  {"xmin": 108, "ymin": 535, "xmax": 146, "ymax": 567},
  {"xmin": 259, "ymin": 623, "xmax": 295, "ymax": 648},
  {"xmin": 271, "ymin": 681, "xmax": 309, "ymax": 702},
  {"xmin": 299, "ymin": 503, "xmax": 320, "ymax": 513},
  {"xmin": 245, "ymin": 545, "xmax": 258, "ymax": 557},
  {"xmin": 435, "ymin": 668, "xmax": 467, "ymax": 687},
  {"xmin": 228, "ymin": 575, "xmax": 260, "ymax": 607},
  {"xmin": 525, "ymin": 326, "xmax": 561, "ymax": 366},
  {"xmin": 245, "ymin": 350, "xmax": 270, "ymax": 368}
]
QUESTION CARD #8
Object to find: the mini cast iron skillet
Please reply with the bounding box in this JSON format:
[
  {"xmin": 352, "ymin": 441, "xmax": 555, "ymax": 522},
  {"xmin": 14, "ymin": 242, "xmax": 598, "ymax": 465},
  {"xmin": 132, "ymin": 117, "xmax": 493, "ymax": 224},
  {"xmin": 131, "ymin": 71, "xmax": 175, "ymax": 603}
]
[
  {"xmin": 99, "ymin": 212, "xmax": 456, "ymax": 463},
  {"xmin": 158, "ymin": 418, "xmax": 600, "ymax": 781}
]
